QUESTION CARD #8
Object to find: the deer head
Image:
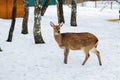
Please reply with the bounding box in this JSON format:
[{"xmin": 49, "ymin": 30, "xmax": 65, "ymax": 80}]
[{"xmin": 50, "ymin": 21, "xmax": 63, "ymax": 35}]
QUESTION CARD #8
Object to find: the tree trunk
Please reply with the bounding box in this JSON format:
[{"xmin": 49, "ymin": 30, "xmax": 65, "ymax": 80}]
[
  {"xmin": 0, "ymin": 47, "xmax": 2, "ymax": 52},
  {"xmin": 119, "ymin": 9, "xmax": 120, "ymax": 20},
  {"xmin": 115, "ymin": 0, "xmax": 120, "ymax": 20},
  {"xmin": 33, "ymin": 0, "xmax": 45, "ymax": 44},
  {"xmin": 82, "ymin": 0, "xmax": 84, "ymax": 7},
  {"xmin": 7, "ymin": 0, "xmax": 16, "ymax": 42},
  {"xmin": 95, "ymin": 0, "xmax": 97, "ymax": 8},
  {"xmin": 56, "ymin": 0, "xmax": 65, "ymax": 23},
  {"xmin": 21, "ymin": 0, "xmax": 29, "ymax": 34},
  {"xmin": 41, "ymin": 0, "xmax": 51, "ymax": 16},
  {"xmin": 70, "ymin": 0, "xmax": 77, "ymax": 26}
]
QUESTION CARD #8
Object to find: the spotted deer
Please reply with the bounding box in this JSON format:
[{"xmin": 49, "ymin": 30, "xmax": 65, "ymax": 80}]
[{"xmin": 50, "ymin": 21, "xmax": 102, "ymax": 65}]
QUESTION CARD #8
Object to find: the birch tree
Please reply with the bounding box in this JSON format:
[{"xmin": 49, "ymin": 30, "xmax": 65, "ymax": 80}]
[
  {"xmin": 7, "ymin": 0, "xmax": 16, "ymax": 42},
  {"xmin": 33, "ymin": 0, "xmax": 45, "ymax": 44},
  {"xmin": 56, "ymin": 0, "xmax": 65, "ymax": 23},
  {"xmin": 70, "ymin": 0, "xmax": 77, "ymax": 26},
  {"xmin": 21, "ymin": 0, "xmax": 29, "ymax": 34}
]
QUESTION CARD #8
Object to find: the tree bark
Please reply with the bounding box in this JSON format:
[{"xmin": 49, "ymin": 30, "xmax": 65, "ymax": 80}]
[
  {"xmin": 21, "ymin": 0, "xmax": 29, "ymax": 34},
  {"xmin": 41, "ymin": 0, "xmax": 51, "ymax": 16},
  {"xmin": 95, "ymin": 0, "xmax": 97, "ymax": 8},
  {"xmin": 119, "ymin": 9, "xmax": 120, "ymax": 20},
  {"xmin": 7, "ymin": 0, "xmax": 16, "ymax": 42},
  {"xmin": 115, "ymin": 0, "xmax": 120, "ymax": 20},
  {"xmin": 0, "ymin": 47, "xmax": 2, "ymax": 52},
  {"xmin": 56, "ymin": 0, "xmax": 65, "ymax": 23},
  {"xmin": 70, "ymin": 0, "xmax": 77, "ymax": 26},
  {"xmin": 33, "ymin": 0, "xmax": 45, "ymax": 44}
]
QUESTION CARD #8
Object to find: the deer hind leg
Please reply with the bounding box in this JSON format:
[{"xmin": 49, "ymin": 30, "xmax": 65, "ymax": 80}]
[
  {"xmin": 64, "ymin": 48, "xmax": 69, "ymax": 64},
  {"xmin": 93, "ymin": 48, "xmax": 102, "ymax": 66},
  {"xmin": 82, "ymin": 49, "xmax": 90, "ymax": 65}
]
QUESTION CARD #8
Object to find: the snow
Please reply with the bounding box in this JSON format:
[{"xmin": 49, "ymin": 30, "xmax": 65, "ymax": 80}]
[{"xmin": 0, "ymin": 2, "xmax": 120, "ymax": 80}]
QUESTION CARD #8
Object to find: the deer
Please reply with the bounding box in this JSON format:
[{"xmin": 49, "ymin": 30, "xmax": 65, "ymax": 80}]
[{"xmin": 50, "ymin": 21, "xmax": 102, "ymax": 66}]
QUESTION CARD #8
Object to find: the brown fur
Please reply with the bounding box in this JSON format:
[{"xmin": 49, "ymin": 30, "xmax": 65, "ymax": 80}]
[{"xmin": 50, "ymin": 22, "xmax": 102, "ymax": 65}]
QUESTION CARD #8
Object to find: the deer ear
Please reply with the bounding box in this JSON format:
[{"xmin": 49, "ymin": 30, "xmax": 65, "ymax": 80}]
[
  {"xmin": 59, "ymin": 22, "xmax": 64, "ymax": 27},
  {"xmin": 50, "ymin": 21, "xmax": 54, "ymax": 27}
]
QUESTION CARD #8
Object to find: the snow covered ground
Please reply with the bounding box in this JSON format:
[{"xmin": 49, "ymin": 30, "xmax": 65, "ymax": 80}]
[{"xmin": 0, "ymin": 2, "xmax": 120, "ymax": 80}]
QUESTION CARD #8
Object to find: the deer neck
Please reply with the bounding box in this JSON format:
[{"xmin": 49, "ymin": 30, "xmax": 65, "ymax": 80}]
[{"xmin": 54, "ymin": 33, "xmax": 63, "ymax": 47}]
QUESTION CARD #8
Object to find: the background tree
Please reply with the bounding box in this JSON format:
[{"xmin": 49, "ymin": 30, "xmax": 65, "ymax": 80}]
[
  {"xmin": 70, "ymin": 0, "xmax": 77, "ymax": 26},
  {"xmin": 33, "ymin": 0, "xmax": 45, "ymax": 44},
  {"xmin": 0, "ymin": 47, "xmax": 2, "ymax": 52},
  {"xmin": 7, "ymin": 0, "xmax": 17, "ymax": 42},
  {"xmin": 56, "ymin": 0, "xmax": 65, "ymax": 23},
  {"xmin": 41, "ymin": 0, "xmax": 51, "ymax": 16},
  {"xmin": 21, "ymin": 0, "xmax": 29, "ymax": 34},
  {"xmin": 119, "ymin": 9, "xmax": 120, "ymax": 20},
  {"xmin": 115, "ymin": 0, "xmax": 120, "ymax": 20}
]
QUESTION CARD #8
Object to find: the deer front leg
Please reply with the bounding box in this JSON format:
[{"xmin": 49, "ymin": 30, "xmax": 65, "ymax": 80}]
[
  {"xmin": 64, "ymin": 48, "xmax": 69, "ymax": 64},
  {"xmin": 82, "ymin": 53, "xmax": 90, "ymax": 65}
]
